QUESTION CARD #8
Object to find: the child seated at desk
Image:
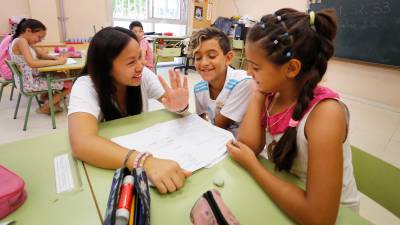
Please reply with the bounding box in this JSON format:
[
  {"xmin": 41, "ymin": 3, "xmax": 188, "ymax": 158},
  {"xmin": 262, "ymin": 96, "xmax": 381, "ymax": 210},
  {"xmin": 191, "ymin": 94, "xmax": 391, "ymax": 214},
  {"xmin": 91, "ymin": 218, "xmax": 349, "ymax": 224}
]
[
  {"xmin": 129, "ymin": 21, "xmax": 154, "ymax": 71},
  {"xmin": 226, "ymin": 8, "xmax": 360, "ymax": 225},
  {"xmin": 9, "ymin": 18, "xmax": 71, "ymax": 114},
  {"xmin": 189, "ymin": 27, "xmax": 252, "ymax": 137},
  {"xmin": 68, "ymin": 27, "xmax": 191, "ymax": 194}
]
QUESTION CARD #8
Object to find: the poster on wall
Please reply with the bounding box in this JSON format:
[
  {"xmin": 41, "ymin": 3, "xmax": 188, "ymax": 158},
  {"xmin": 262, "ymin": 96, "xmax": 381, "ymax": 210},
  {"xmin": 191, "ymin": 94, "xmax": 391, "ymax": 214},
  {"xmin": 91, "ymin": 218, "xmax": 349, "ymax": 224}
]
[{"xmin": 194, "ymin": 6, "xmax": 203, "ymax": 20}]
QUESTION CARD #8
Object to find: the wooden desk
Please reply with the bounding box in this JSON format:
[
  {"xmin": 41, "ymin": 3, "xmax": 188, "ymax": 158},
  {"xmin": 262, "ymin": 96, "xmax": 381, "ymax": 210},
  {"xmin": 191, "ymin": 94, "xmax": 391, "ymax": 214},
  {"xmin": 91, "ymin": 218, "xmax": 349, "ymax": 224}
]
[
  {"xmin": 0, "ymin": 131, "xmax": 100, "ymax": 225},
  {"xmin": 37, "ymin": 57, "xmax": 85, "ymax": 73},
  {"xmin": 37, "ymin": 57, "xmax": 85, "ymax": 129},
  {"xmin": 83, "ymin": 110, "xmax": 372, "ymax": 225}
]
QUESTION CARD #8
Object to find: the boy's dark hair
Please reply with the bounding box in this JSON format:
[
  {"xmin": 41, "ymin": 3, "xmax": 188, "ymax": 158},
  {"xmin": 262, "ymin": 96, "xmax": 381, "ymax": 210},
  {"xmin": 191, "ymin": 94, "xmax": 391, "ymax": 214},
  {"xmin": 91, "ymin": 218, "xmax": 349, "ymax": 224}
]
[
  {"xmin": 188, "ymin": 27, "xmax": 231, "ymax": 56},
  {"xmin": 81, "ymin": 26, "xmax": 142, "ymax": 121},
  {"xmin": 129, "ymin": 21, "xmax": 143, "ymax": 30},
  {"xmin": 247, "ymin": 8, "xmax": 337, "ymax": 172},
  {"xmin": 12, "ymin": 18, "xmax": 46, "ymax": 40}
]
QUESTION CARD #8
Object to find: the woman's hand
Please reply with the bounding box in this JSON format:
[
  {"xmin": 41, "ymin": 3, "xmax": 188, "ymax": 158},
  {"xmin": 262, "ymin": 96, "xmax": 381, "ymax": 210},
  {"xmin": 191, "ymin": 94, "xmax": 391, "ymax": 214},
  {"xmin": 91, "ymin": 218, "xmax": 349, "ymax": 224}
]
[
  {"xmin": 144, "ymin": 157, "xmax": 192, "ymax": 194},
  {"xmin": 226, "ymin": 140, "xmax": 258, "ymax": 169},
  {"xmin": 158, "ymin": 69, "xmax": 189, "ymax": 112}
]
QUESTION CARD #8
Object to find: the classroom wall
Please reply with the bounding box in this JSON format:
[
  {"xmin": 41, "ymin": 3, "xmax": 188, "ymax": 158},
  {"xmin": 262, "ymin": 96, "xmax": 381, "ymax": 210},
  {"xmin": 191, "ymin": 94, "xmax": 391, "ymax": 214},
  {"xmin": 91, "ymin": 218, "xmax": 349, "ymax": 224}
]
[
  {"xmin": 214, "ymin": 0, "xmax": 306, "ymax": 22},
  {"xmin": 0, "ymin": 0, "xmax": 111, "ymax": 42},
  {"xmin": 0, "ymin": 0, "xmax": 31, "ymax": 34},
  {"xmin": 63, "ymin": 0, "xmax": 111, "ymax": 40},
  {"xmin": 215, "ymin": 0, "xmax": 400, "ymax": 109},
  {"xmin": 29, "ymin": 0, "xmax": 61, "ymax": 42}
]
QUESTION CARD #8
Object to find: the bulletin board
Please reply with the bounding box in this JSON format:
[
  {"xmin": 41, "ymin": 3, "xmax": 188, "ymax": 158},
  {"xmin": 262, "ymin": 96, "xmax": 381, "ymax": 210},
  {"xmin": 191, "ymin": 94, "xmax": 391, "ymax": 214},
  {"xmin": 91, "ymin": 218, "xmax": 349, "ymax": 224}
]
[{"xmin": 193, "ymin": 0, "xmax": 214, "ymax": 29}]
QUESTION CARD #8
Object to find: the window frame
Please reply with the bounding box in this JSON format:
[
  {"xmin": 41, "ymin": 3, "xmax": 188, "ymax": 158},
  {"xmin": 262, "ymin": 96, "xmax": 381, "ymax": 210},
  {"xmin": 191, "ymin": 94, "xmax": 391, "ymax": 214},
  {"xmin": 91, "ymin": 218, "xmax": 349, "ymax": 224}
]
[{"xmin": 111, "ymin": 0, "xmax": 188, "ymax": 34}]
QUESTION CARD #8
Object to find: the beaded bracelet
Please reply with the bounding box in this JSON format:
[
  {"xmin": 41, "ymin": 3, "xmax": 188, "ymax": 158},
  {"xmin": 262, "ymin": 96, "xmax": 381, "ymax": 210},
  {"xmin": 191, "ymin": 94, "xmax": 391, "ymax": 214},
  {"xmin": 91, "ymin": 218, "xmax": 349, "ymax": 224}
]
[
  {"xmin": 133, "ymin": 152, "xmax": 145, "ymax": 169},
  {"xmin": 122, "ymin": 150, "xmax": 136, "ymax": 168},
  {"xmin": 139, "ymin": 152, "xmax": 153, "ymax": 168}
]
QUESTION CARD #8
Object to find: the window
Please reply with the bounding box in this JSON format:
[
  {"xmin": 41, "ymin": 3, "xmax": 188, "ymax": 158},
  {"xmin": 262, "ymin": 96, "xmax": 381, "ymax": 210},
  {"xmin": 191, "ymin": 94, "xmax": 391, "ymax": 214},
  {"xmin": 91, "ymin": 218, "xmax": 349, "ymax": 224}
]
[{"xmin": 112, "ymin": 0, "xmax": 188, "ymax": 36}]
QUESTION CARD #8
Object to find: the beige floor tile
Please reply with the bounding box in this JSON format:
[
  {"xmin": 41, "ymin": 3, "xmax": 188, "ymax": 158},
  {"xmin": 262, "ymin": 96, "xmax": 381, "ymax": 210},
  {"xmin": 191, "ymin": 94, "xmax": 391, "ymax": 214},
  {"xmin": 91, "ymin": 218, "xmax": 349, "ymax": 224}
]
[
  {"xmin": 393, "ymin": 126, "xmax": 400, "ymax": 142},
  {"xmin": 359, "ymin": 193, "xmax": 400, "ymax": 225},
  {"xmin": 381, "ymin": 140, "xmax": 400, "ymax": 168},
  {"xmin": 342, "ymin": 97, "xmax": 400, "ymax": 138},
  {"xmin": 349, "ymin": 128, "xmax": 390, "ymax": 159},
  {"xmin": 0, "ymin": 86, "xmax": 68, "ymax": 144}
]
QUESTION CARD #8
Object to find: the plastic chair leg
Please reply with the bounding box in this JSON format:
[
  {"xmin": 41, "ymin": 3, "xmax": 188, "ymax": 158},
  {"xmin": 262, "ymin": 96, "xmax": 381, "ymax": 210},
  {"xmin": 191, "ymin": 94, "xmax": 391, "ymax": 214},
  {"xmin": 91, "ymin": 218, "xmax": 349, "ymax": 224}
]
[
  {"xmin": 9, "ymin": 84, "xmax": 15, "ymax": 101},
  {"xmin": 14, "ymin": 93, "xmax": 22, "ymax": 119},
  {"xmin": 0, "ymin": 84, "xmax": 4, "ymax": 102},
  {"xmin": 35, "ymin": 96, "xmax": 42, "ymax": 107},
  {"xmin": 23, "ymin": 96, "xmax": 33, "ymax": 131},
  {"xmin": 62, "ymin": 95, "xmax": 68, "ymax": 112},
  {"xmin": 46, "ymin": 75, "xmax": 56, "ymax": 129}
]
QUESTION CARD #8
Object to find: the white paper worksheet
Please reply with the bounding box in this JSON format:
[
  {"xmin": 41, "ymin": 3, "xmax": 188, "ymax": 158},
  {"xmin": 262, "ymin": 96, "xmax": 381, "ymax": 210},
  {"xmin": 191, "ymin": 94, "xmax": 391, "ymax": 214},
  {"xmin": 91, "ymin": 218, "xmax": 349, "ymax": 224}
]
[
  {"xmin": 66, "ymin": 58, "xmax": 77, "ymax": 65},
  {"xmin": 112, "ymin": 114, "xmax": 234, "ymax": 171}
]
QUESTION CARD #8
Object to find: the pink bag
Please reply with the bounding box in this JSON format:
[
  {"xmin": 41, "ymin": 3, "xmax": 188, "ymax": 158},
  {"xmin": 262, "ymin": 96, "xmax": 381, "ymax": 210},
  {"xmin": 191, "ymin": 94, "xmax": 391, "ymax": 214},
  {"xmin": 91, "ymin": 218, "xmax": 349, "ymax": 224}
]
[
  {"xmin": 190, "ymin": 189, "xmax": 241, "ymax": 225},
  {"xmin": 0, "ymin": 35, "xmax": 13, "ymax": 80},
  {"xmin": 0, "ymin": 165, "xmax": 27, "ymax": 219}
]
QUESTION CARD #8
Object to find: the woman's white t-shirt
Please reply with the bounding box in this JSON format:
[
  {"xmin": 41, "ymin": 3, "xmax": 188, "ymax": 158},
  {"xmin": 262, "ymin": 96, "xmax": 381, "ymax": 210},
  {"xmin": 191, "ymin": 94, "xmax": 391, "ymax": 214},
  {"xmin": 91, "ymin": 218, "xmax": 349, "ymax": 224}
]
[{"xmin": 68, "ymin": 67, "xmax": 164, "ymax": 120}]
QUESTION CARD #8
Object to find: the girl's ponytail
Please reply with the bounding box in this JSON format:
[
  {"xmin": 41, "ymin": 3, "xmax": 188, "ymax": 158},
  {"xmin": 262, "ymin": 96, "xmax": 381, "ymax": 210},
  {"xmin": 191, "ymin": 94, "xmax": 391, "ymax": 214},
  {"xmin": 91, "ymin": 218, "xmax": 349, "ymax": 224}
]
[{"xmin": 12, "ymin": 18, "xmax": 27, "ymax": 40}]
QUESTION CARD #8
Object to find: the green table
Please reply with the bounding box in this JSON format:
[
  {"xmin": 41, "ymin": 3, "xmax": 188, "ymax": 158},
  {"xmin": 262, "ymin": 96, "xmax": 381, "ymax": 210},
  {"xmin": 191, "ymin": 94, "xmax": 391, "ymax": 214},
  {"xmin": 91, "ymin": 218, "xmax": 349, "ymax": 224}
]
[
  {"xmin": 84, "ymin": 109, "xmax": 372, "ymax": 225},
  {"xmin": 0, "ymin": 131, "xmax": 100, "ymax": 225}
]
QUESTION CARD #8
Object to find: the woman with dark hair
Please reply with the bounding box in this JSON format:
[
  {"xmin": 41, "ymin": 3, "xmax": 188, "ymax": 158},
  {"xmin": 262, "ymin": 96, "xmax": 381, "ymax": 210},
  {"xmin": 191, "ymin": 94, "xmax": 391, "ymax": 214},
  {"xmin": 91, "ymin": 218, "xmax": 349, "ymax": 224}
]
[
  {"xmin": 9, "ymin": 18, "xmax": 70, "ymax": 114},
  {"xmin": 68, "ymin": 27, "xmax": 190, "ymax": 194}
]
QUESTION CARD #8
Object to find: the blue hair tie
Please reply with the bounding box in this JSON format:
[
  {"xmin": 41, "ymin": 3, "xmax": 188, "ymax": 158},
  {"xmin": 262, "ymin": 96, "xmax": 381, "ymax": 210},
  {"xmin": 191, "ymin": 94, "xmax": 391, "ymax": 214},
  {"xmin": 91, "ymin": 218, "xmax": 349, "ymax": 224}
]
[
  {"xmin": 283, "ymin": 32, "xmax": 289, "ymax": 37},
  {"xmin": 286, "ymin": 51, "xmax": 292, "ymax": 58}
]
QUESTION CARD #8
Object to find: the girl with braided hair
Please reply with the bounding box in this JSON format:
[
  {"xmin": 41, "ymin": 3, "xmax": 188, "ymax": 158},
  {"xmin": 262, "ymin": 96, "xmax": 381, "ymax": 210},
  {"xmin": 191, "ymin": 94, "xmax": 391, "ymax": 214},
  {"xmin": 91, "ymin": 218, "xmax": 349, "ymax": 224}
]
[{"xmin": 226, "ymin": 8, "xmax": 360, "ymax": 224}]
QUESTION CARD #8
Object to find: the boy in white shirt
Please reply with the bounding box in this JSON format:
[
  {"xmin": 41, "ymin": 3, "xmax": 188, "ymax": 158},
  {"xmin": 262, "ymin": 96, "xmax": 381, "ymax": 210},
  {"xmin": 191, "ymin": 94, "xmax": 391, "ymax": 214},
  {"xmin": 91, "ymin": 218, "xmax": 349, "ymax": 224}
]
[{"xmin": 190, "ymin": 27, "xmax": 252, "ymax": 136}]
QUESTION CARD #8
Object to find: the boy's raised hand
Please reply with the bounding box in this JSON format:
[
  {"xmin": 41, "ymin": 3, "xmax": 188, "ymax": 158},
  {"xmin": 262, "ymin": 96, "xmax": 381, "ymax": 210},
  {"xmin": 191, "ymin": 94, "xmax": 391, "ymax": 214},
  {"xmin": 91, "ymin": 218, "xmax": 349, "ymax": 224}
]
[{"xmin": 158, "ymin": 69, "xmax": 189, "ymax": 112}]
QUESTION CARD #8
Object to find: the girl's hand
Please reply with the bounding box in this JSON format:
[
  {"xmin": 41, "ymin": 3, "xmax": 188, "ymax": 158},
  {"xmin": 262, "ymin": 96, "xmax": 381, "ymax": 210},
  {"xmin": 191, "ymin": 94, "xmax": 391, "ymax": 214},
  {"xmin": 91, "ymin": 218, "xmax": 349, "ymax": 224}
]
[
  {"xmin": 158, "ymin": 69, "xmax": 189, "ymax": 112},
  {"xmin": 250, "ymin": 80, "xmax": 268, "ymax": 105},
  {"xmin": 226, "ymin": 140, "xmax": 258, "ymax": 169},
  {"xmin": 56, "ymin": 55, "xmax": 67, "ymax": 64},
  {"xmin": 144, "ymin": 157, "xmax": 192, "ymax": 194}
]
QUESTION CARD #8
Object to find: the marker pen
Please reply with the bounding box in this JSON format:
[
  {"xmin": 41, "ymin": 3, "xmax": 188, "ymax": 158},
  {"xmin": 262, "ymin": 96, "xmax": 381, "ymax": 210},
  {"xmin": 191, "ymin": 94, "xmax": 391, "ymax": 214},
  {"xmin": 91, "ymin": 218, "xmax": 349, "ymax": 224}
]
[{"xmin": 116, "ymin": 175, "xmax": 134, "ymax": 225}]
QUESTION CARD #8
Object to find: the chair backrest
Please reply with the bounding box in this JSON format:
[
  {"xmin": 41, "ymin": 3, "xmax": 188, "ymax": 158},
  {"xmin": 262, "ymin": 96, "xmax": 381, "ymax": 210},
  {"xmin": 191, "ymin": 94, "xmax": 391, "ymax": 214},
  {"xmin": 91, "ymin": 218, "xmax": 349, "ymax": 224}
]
[
  {"xmin": 4, "ymin": 60, "xmax": 26, "ymax": 95},
  {"xmin": 351, "ymin": 146, "xmax": 400, "ymax": 217}
]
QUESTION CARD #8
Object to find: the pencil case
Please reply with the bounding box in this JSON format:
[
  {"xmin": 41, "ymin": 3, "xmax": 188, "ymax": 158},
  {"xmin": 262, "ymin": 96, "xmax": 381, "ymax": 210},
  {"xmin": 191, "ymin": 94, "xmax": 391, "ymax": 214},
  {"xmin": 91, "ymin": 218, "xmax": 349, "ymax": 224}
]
[
  {"xmin": 103, "ymin": 167, "xmax": 151, "ymax": 225},
  {"xmin": 190, "ymin": 189, "xmax": 241, "ymax": 225},
  {"xmin": 0, "ymin": 165, "xmax": 27, "ymax": 219}
]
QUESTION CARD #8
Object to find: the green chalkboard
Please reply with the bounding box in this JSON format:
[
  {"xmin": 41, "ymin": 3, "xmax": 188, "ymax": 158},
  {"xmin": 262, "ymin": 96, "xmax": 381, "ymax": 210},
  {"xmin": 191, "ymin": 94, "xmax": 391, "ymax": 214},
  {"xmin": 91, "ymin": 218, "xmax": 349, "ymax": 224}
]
[{"xmin": 310, "ymin": 0, "xmax": 400, "ymax": 67}]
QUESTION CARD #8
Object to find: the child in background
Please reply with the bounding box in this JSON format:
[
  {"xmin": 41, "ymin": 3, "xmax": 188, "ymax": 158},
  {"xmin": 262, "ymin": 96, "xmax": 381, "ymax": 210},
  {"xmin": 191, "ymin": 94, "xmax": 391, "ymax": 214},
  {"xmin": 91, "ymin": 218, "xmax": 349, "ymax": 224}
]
[
  {"xmin": 129, "ymin": 21, "xmax": 154, "ymax": 70},
  {"xmin": 0, "ymin": 34, "xmax": 13, "ymax": 81},
  {"xmin": 226, "ymin": 8, "xmax": 360, "ymax": 225},
  {"xmin": 189, "ymin": 27, "xmax": 252, "ymax": 136},
  {"xmin": 9, "ymin": 18, "xmax": 71, "ymax": 114}
]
